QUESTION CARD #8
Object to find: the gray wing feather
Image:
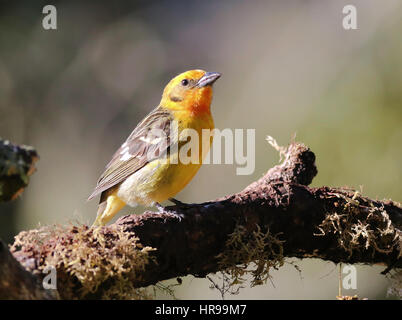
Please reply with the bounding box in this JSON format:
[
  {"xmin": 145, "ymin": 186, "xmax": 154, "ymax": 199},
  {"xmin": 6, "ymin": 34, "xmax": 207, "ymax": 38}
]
[{"xmin": 88, "ymin": 106, "xmax": 173, "ymax": 200}]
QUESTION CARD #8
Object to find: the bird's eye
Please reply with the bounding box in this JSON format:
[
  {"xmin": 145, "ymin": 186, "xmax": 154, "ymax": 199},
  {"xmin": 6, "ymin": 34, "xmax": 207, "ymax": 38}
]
[{"xmin": 181, "ymin": 79, "xmax": 189, "ymax": 86}]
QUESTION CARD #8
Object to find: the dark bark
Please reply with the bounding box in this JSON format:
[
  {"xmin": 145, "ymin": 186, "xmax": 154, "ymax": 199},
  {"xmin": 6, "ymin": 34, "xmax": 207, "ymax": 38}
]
[
  {"xmin": 0, "ymin": 138, "xmax": 39, "ymax": 202},
  {"xmin": 0, "ymin": 240, "xmax": 57, "ymax": 299},
  {"xmin": 0, "ymin": 140, "xmax": 52, "ymax": 299}
]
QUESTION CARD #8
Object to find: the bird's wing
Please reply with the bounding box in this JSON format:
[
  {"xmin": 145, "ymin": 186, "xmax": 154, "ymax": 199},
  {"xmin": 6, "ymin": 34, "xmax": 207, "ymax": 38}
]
[{"xmin": 88, "ymin": 106, "xmax": 174, "ymax": 200}]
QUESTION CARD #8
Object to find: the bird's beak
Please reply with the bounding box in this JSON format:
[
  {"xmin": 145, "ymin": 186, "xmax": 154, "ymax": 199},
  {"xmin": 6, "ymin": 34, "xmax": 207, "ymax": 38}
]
[{"xmin": 197, "ymin": 72, "xmax": 221, "ymax": 87}]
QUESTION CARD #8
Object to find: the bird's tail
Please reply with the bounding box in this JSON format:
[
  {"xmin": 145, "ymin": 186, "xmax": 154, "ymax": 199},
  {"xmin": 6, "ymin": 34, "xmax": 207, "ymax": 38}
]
[{"xmin": 92, "ymin": 201, "xmax": 107, "ymax": 227}]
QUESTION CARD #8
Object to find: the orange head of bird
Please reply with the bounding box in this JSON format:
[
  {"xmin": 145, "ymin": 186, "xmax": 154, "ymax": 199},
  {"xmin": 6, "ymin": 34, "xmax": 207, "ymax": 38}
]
[{"xmin": 161, "ymin": 69, "xmax": 221, "ymax": 116}]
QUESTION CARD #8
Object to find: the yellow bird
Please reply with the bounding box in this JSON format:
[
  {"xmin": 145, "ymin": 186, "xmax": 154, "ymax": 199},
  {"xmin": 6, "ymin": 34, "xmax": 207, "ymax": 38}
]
[{"xmin": 88, "ymin": 69, "xmax": 221, "ymax": 226}]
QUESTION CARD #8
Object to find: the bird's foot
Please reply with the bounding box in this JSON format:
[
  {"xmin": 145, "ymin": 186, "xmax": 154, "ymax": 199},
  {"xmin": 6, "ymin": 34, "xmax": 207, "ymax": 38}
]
[{"xmin": 155, "ymin": 202, "xmax": 183, "ymax": 221}]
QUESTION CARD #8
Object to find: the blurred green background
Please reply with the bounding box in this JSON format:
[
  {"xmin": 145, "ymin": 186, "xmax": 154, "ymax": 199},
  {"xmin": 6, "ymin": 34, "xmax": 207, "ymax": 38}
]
[{"xmin": 0, "ymin": 0, "xmax": 401, "ymax": 299}]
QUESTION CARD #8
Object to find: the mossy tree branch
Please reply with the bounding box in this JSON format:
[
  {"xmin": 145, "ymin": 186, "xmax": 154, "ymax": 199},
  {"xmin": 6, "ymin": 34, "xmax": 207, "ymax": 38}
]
[
  {"xmin": 1, "ymin": 138, "xmax": 401, "ymax": 299},
  {"xmin": 112, "ymin": 142, "xmax": 401, "ymax": 288}
]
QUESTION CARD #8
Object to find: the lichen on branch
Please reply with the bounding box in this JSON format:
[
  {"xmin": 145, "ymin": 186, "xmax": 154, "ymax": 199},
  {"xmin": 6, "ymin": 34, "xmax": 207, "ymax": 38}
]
[
  {"xmin": 316, "ymin": 190, "xmax": 402, "ymax": 260},
  {"xmin": 217, "ymin": 224, "xmax": 284, "ymax": 288},
  {"xmin": 11, "ymin": 224, "xmax": 155, "ymax": 299}
]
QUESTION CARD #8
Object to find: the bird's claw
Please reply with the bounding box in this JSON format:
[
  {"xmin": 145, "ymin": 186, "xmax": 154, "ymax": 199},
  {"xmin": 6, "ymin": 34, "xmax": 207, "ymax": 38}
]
[{"xmin": 155, "ymin": 202, "xmax": 183, "ymax": 221}]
